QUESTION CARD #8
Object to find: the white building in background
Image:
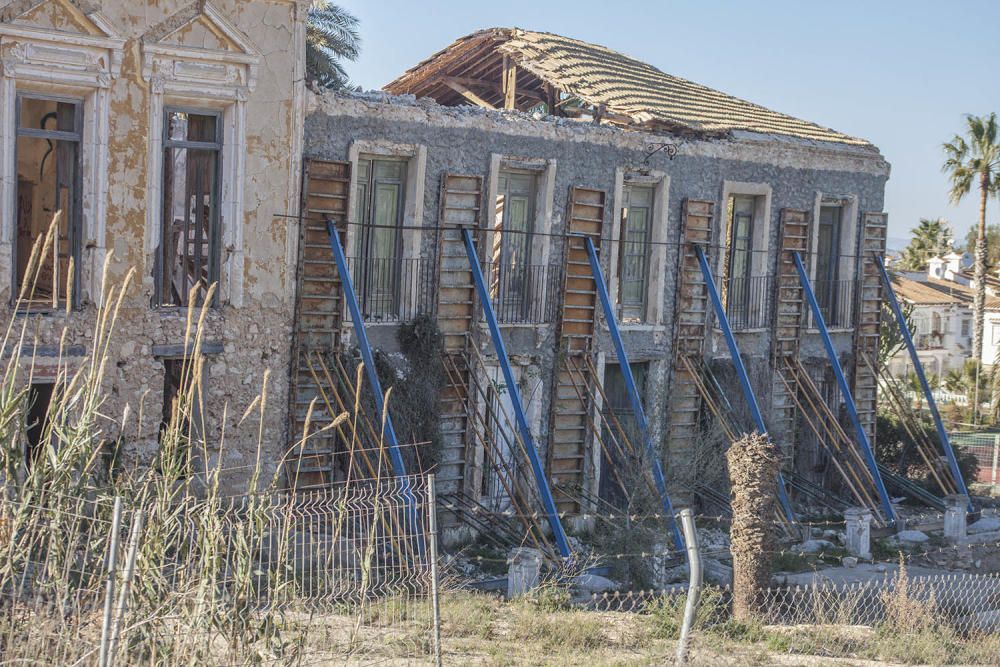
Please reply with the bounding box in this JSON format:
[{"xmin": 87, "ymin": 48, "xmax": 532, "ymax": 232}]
[{"xmin": 888, "ymin": 251, "xmax": 1000, "ymax": 377}]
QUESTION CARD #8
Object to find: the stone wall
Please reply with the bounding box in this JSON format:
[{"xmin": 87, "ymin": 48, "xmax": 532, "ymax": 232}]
[
  {"xmin": 303, "ymin": 91, "xmax": 889, "ymax": 503},
  {"xmin": 0, "ymin": 0, "xmax": 305, "ymax": 492}
]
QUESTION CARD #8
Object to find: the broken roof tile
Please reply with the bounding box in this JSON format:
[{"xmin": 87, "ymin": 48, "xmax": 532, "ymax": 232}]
[{"xmin": 385, "ymin": 28, "xmax": 875, "ymax": 149}]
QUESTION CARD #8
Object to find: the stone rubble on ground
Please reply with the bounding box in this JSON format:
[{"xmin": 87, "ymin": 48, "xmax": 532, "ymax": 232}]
[
  {"xmin": 894, "ymin": 530, "xmax": 930, "ymax": 544},
  {"xmin": 969, "ymin": 516, "xmax": 1000, "ymax": 534},
  {"xmin": 573, "ymin": 573, "xmax": 619, "ymax": 594},
  {"xmin": 797, "ymin": 539, "xmax": 837, "ymax": 554}
]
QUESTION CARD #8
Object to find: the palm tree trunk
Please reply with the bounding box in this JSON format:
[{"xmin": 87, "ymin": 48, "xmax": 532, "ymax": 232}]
[{"xmin": 973, "ymin": 172, "xmax": 989, "ymax": 422}]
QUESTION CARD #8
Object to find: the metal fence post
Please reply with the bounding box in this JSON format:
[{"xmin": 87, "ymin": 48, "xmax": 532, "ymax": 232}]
[
  {"xmin": 98, "ymin": 497, "xmax": 123, "ymax": 667},
  {"xmin": 427, "ymin": 474, "xmax": 442, "ymax": 667},
  {"xmin": 993, "ymin": 434, "xmax": 999, "ymax": 488},
  {"xmin": 675, "ymin": 508, "xmax": 702, "ymax": 664},
  {"xmin": 107, "ymin": 509, "xmax": 144, "ymax": 667}
]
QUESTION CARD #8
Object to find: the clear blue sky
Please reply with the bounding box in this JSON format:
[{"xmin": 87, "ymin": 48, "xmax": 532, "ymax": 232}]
[{"xmin": 337, "ymin": 0, "xmax": 1000, "ymax": 248}]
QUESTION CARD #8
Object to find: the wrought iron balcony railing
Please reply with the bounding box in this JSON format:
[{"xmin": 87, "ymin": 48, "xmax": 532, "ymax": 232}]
[
  {"xmin": 724, "ymin": 275, "xmax": 773, "ymax": 331},
  {"xmin": 345, "ymin": 256, "xmax": 434, "ymax": 323}
]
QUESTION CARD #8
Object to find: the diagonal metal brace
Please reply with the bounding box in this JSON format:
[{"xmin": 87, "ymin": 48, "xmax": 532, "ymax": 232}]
[
  {"xmin": 874, "ymin": 253, "xmax": 972, "ymax": 513},
  {"xmin": 693, "ymin": 245, "xmax": 797, "ymax": 525},
  {"xmin": 461, "ymin": 228, "xmax": 572, "ymax": 559},
  {"xmin": 582, "ymin": 235, "xmax": 685, "ymax": 552},
  {"xmin": 793, "ymin": 251, "xmax": 897, "ymax": 526}
]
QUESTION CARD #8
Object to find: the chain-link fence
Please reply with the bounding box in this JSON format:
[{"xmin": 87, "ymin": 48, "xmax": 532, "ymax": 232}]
[
  {"xmin": 587, "ymin": 570, "xmax": 1000, "ymax": 663},
  {"xmin": 950, "ymin": 429, "xmax": 1000, "ymax": 486},
  {"xmin": 0, "ymin": 474, "xmax": 442, "ymax": 666}
]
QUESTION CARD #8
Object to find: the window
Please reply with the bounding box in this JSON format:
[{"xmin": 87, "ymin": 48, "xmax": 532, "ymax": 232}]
[
  {"xmin": 158, "ymin": 358, "xmax": 204, "ymax": 476},
  {"xmin": 815, "ymin": 204, "xmax": 845, "ymax": 324},
  {"xmin": 14, "ymin": 95, "xmax": 83, "ymax": 309},
  {"xmin": 931, "ymin": 312, "xmax": 942, "ymax": 335},
  {"xmin": 962, "ymin": 319, "xmax": 971, "ymax": 338},
  {"xmin": 617, "ymin": 184, "xmax": 654, "ymax": 323},
  {"xmin": 723, "ymin": 195, "xmax": 760, "ymax": 329},
  {"xmin": 481, "ymin": 369, "xmax": 517, "ymax": 511},
  {"xmin": 24, "ymin": 382, "xmax": 55, "ymax": 473},
  {"xmin": 599, "ymin": 362, "xmax": 648, "ymax": 508},
  {"xmin": 355, "ymin": 156, "xmax": 406, "ymax": 320},
  {"xmin": 157, "ymin": 110, "xmax": 222, "ymax": 308},
  {"xmin": 491, "ymin": 170, "xmax": 537, "ymax": 322}
]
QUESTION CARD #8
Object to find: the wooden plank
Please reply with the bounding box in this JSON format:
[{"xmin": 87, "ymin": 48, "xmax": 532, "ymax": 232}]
[
  {"xmin": 442, "ymin": 77, "xmax": 496, "ymax": 109},
  {"xmin": 286, "ymin": 158, "xmax": 352, "ymax": 492},
  {"xmin": 768, "ymin": 208, "xmax": 810, "ymax": 459}
]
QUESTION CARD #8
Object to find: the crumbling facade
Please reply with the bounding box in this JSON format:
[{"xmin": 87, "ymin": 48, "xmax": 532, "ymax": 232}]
[
  {"xmin": 0, "ymin": 0, "xmax": 307, "ymax": 487},
  {"xmin": 2, "ymin": 7, "xmax": 893, "ymax": 521},
  {"xmin": 296, "ymin": 28, "xmax": 892, "ymax": 527}
]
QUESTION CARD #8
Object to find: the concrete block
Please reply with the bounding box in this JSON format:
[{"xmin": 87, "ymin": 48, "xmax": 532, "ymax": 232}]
[
  {"xmin": 943, "ymin": 494, "xmax": 969, "ymax": 543},
  {"xmin": 507, "ymin": 547, "xmax": 542, "ymax": 598},
  {"xmin": 845, "ymin": 507, "xmax": 872, "ymax": 560}
]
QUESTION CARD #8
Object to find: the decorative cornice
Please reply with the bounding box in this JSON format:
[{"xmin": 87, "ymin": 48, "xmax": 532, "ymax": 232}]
[{"xmin": 140, "ymin": 0, "xmax": 261, "ymax": 93}]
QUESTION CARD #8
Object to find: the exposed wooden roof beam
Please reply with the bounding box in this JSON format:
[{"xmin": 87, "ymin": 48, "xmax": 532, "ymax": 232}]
[
  {"xmin": 502, "ymin": 55, "xmax": 516, "ymax": 109},
  {"xmin": 442, "ymin": 77, "xmax": 496, "ymax": 109}
]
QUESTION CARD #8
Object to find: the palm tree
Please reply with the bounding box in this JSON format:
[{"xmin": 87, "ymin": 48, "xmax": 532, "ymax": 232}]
[
  {"xmin": 306, "ymin": 2, "xmax": 360, "ymax": 90},
  {"xmin": 942, "ymin": 113, "xmax": 1000, "ymax": 409},
  {"xmin": 897, "ymin": 218, "xmax": 953, "ymax": 271}
]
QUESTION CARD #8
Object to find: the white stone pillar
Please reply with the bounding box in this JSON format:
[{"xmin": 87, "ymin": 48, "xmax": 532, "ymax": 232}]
[
  {"xmin": 844, "ymin": 507, "xmax": 872, "ymax": 560},
  {"xmin": 943, "ymin": 494, "xmax": 969, "ymax": 543},
  {"xmin": 507, "ymin": 547, "xmax": 542, "ymax": 598}
]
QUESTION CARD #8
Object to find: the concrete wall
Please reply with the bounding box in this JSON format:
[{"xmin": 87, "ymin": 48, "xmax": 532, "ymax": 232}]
[
  {"xmin": 0, "ymin": 0, "xmax": 306, "ymax": 490},
  {"xmin": 304, "ymin": 91, "xmax": 890, "ymax": 501}
]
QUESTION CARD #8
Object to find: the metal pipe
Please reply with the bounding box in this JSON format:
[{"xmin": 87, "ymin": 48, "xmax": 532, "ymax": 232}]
[
  {"xmin": 326, "ymin": 221, "xmax": 408, "ymax": 478},
  {"xmin": 675, "ymin": 508, "xmax": 702, "ymax": 665},
  {"xmin": 461, "ymin": 228, "xmax": 572, "ymax": 559},
  {"xmin": 106, "ymin": 509, "xmax": 144, "ymax": 667},
  {"xmin": 427, "ymin": 474, "xmax": 443, "ymax": 667},
  {"xmin": 874, "ymin": 253, "xmax": 972, "ymax": 512},
  {"xmin": 792, "ymin": 251, "xmax": 897, "ymax": 525},
  {"xmin": 694, "ymin": 246, "xmax": 797, "ymax": 524},
  {"xmin": 98, "ymin": 497, "xmax": 123, "ymax": 667},
  {"xmin": 582, "ymin": 235, "xmax": 684, "ymax": 551}
]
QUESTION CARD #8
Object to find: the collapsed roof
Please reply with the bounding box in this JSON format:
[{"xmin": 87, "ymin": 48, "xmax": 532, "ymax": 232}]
[{"xmin": 385, "ymin": 28, "xmax": 874, "ymax": 149}]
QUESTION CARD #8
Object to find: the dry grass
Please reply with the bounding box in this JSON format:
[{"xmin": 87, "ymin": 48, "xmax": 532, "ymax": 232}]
[{"xmin": 0, "ymin": 225, "xmax": 429, "ymax": 665}]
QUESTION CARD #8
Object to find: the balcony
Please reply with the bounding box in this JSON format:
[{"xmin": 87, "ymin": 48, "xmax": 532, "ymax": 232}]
[
  {"xmin": 345, "ymin": 256, "xmax": 434, "ymax": 323},
  {"xmin": 484, "ymin": 262, "xmax": 558, "ymax": 324},
  {"xmin": 916, "ymin": 332, "xmax": 946, "ymax": 350},
  {"xmin": 724, "ymin": 275, "xmax": 773, "ymax": 331},
  {"xmin": 808, "ymin": 279, "xmax": 856, "ymax": 329}
]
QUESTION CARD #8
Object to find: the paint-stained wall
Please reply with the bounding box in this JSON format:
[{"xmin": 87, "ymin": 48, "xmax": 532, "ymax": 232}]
[{"xmin": 0, "ymin": 0, "xmax": 305, "ymax": 490}]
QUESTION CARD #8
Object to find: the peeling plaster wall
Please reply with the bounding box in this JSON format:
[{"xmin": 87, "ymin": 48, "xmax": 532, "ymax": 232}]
[
  {"xmin": 304, "ymin": 91, "xmax": 889, "ymax": 495},
  {"xmin": 0, "ymin": 0, "xmax": 304, "ymax": 492}
]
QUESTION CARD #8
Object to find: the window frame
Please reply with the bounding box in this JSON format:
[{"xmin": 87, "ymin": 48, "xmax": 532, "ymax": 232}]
[
  {"xmin": 155, "ymin": 106, "xmax": 224, "ymax": 309},
  {"xmin": 815, "ymin": 203, "xmax": 844, "ymax": 319},
  {"xmin": 354, "ymin": 155, "xmax": 408, "ymax": 319},
  {"xmin": 12, "ymin": 92, "xmax": 84, "ymax": 310},
  {"xmin": 723, "ymin": 194, "xmax": 757, "ymax": 326},
  {"xmin": 493, "ymin": 167, "xmax": 539, "ymax": 322},
  {"xmin": 616, "ymin": 182, "xmax": 655, "ymax": 323}
]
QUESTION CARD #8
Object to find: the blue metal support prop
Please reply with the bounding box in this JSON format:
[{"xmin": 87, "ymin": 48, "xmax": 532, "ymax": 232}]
[
  {"xmin": 461, "ymin": 229, "xmax": 572, "ymax": 559},
  {"xmin": 875, "ymin": 253, "xmax": 973, "ymax": 512},
  {"xmin": 327, "ymin": 221, "xmax": 409, "ymax": 478},
  {"xmin": 792, "ymin": 252, "xmax": 898, "ymax": 525},
  {"xmin": 582, "ymin": 236, "xmax": 685, "ymax": 551},
  {"xmin": 693, "ymin": 246, "xmax": 797, "ymax": 524}
]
